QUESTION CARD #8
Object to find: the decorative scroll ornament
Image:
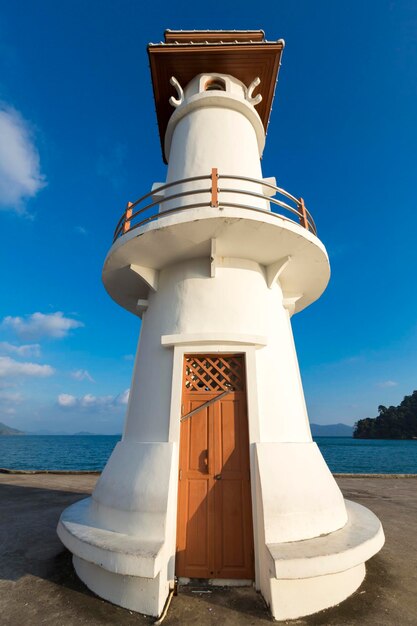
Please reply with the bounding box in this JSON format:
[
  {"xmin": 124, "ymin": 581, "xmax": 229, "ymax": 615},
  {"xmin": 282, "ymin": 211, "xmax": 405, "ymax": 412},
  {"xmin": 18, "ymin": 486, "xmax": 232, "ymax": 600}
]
[
  {"xmin": 169, "ymin": 76, "xmax": 184, "ymax": 108},
  {"xmin": 246, "ymin": 77, "xmax": 262, "ymax": 106}
]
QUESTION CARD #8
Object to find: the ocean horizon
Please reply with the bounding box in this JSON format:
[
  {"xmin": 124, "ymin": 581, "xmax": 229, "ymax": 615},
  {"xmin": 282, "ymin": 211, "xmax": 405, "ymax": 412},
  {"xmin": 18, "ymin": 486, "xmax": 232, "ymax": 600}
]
[{"xmin": 0, "ymin": 434, "xmax": 416, "ymax": 474}]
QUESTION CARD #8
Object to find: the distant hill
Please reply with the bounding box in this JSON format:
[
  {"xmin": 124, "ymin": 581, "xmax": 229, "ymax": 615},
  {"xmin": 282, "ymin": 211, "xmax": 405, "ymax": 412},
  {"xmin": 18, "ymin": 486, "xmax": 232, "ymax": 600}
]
[
  {"xmin": 0, "ymin": 422, "xmax": 24, "ymax": 436},
  {"xmin": 311, "ymin": 423, "xmax": 353, "ymax": 437}
]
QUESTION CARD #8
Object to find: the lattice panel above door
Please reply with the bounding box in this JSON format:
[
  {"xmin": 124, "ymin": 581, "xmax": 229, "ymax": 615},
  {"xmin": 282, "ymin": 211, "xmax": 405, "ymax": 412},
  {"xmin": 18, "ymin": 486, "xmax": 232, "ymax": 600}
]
[{"xmin": 184, "ymin": 355, "xmax": 245, "ymax": 392}]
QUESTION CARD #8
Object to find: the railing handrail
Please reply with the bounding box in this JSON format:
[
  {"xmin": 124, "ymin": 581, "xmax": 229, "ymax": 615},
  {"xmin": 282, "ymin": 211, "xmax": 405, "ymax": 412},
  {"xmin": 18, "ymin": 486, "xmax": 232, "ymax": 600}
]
[
  {"xmin": 219, "ymin": 173, "xmax": 300, "ymax": 205},
  {"xmin": 113, "ymin": 169, "xmax": 317, "ymax": 241}
]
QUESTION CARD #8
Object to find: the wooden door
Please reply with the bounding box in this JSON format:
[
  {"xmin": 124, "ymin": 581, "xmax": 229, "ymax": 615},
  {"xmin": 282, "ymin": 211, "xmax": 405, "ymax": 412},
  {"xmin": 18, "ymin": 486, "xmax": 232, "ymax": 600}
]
[{"xmin": 176, "ymin": 355, "xmax": 254, "ymax": 580}]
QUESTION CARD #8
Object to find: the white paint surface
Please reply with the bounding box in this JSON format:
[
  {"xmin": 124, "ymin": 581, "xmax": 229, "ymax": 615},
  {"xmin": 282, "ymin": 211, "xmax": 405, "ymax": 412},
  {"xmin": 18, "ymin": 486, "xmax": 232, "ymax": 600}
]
[
  {"xmin": 73, "ymin": 556, "xmax": 169, "ymax": 617},
  {"xmin": 256, "ymin": 442, "xmax": 347, "ymax": 543},
  {"xmin": 268, "ymin": 563, "xmax": 366, "ymax": 621}
]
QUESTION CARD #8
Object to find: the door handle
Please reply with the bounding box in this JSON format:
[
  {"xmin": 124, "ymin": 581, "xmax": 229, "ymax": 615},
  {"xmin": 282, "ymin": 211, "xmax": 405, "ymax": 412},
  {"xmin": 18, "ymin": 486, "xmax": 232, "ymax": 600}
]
[{"xmin": 214, "ymin": 474, "xmax": 222, "ymax": 480}]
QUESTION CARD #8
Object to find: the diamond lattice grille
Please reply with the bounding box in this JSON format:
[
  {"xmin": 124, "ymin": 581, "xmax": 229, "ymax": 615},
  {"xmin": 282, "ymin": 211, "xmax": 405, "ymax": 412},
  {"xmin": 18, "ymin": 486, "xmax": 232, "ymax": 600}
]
[{"xmin": 184, "ymin": 355, "xmax": 245, "ymax": 392}]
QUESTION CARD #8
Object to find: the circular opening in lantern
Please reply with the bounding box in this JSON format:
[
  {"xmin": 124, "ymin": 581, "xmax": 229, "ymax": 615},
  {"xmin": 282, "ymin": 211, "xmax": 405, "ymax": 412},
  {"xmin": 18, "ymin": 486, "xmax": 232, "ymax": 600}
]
[{"xmin": 204, "ymin": 78, "xmax": 226, "ymax": 92}]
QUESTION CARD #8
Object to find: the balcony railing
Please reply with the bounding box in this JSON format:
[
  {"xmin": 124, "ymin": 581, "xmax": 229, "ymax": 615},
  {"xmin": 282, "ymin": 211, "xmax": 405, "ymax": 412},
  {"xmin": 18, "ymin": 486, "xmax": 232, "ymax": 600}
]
[{"xmin": 113, "ymin": 169, "xmax": 317, "ymax": 242}]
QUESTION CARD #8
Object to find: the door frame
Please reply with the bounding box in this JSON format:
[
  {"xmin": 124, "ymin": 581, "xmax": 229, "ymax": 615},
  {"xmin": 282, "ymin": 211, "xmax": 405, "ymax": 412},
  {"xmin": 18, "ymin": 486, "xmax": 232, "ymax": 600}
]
[{"xmin": 163, "ymin": 339, "xmax": 264, "ymax": 587}]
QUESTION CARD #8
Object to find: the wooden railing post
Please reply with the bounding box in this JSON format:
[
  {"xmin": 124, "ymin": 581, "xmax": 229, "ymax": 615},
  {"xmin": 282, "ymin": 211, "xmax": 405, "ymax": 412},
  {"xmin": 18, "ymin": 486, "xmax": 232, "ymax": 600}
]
[
  {"xmin": 123, "ymin": 201, "xmax": 133, "ymax": 234},
  {"xmin": 211, "ymin": 168, "xmax": 219, "ymax": 207},
  {"xmin": 299, "ymin": 197, "xmax": 309, "ymax": 231}
]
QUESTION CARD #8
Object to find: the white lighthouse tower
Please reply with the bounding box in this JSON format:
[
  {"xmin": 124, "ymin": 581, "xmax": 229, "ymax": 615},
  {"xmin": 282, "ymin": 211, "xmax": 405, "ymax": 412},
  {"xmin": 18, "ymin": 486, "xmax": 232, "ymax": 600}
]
[{"xmin": 58, "ymin": 30, "xmax": 384, "ymax": 621}]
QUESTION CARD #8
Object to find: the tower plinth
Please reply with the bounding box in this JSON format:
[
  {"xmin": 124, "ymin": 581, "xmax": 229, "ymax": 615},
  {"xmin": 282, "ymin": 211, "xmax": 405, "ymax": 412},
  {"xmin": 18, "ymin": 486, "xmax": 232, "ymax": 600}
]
[{"xmin": 58, "ymin": 30, "xmax": 384, "ymax": 621}]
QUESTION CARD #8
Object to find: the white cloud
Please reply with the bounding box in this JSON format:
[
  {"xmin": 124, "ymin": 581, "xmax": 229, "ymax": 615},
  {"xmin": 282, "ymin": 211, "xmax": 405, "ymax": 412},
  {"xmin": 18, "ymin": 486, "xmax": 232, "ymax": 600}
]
[
  {"xmin": 0, "ymin": 105, "xmax": 46, "ymax": 212},
  {"xmin": 116, "ymin": 388, "xmax": 130, "ymax": 405},
  {"xmin": 71, "ymin": 369, "xmax": 94, "ymax": 382},
  {"xmin": 58, "ymin": 393, "xmax": 77, "ymax": 407},
  {"xmin": 2, "ymin": 312, "xmax": 84, "ymax": 340},
  {"xmin": 376, "ymin": 380, "xmax": 398, "ymax": 388},
  {"xmin": 57, "ymin": 388, "xmax": 129, "ymax": 411},
  {"xmin": 123, "ymin": 354, "xmax": 135, "ymax": 361},
  {"xmin": 80, "ymin": 393, "xmax": 107, "ymax": 407},
  {"xmin": 0, "ymin": 356, "xmax": 54, "ymax": 377},
  {"xmin": 0, "ymin": 390, "xmax": 23, "ymax": 403},
  {"xmin": 0, "ymin": 342, "xmax": 41, "ymax": 357},
  {"xmin": 75, "ymin": 226, "xmax": 87, "ymax": 235}
]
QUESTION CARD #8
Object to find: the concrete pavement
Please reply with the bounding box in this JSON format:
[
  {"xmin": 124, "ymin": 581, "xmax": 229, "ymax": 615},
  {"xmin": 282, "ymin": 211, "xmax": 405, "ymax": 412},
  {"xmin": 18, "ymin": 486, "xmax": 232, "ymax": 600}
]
[{"xmin": 0, "ymin": 473, "xmax": 416, "ymax": 625}]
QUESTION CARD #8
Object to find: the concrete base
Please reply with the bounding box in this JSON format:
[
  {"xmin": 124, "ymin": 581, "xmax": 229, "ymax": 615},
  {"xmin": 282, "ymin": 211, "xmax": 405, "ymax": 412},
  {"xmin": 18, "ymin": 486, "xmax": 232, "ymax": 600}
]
[
  {"xmin": 56, "ymin": 442, "xmax": 384, "ymax": 621},
  {"xmin": 58, "ymin": 496, "xmax": 384, "ymax": 621},
  {"xmin": 56, "ymin": 440, "xmax": 179, "ymax": 618},
  {"xmin": 269, "ymin": 562, "xmax": 365, "ymax": 621},
  {"xmin": 73, "ymin": 555, "xmax": 169, "ymax": 617},
  {"xmin": 264, "ymin": 499, "xmax": 384, "ymax": 621}
]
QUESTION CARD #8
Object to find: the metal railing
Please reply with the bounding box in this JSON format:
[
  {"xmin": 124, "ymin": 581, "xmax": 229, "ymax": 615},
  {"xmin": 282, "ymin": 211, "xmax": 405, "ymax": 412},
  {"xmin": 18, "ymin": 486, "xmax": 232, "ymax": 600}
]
[{"xmin": 113, "ymin": 169, "xmax": 317, "ymax": 242}]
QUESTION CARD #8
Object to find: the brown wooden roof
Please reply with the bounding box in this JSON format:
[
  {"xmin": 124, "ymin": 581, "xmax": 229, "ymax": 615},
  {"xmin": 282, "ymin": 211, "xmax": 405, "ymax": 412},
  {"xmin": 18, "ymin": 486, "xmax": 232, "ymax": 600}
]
[{"xmin": 148, "ymin": 30, "xmax": 284, "ymax": 162}]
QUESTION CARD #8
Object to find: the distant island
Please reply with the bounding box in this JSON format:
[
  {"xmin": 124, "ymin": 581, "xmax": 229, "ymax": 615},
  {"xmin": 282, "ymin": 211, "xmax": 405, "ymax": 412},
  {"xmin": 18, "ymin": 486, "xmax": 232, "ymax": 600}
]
[
  {"xmin": 0, "ymin": 422, "xmax": 24, "ymax": 436},
  {"xmin": 354, "ymin": 390, "xmax": 417, "ymax": 439},
  {"xmin": 310, "ymin": 423, "xmax": 353, "ymax": 437}
]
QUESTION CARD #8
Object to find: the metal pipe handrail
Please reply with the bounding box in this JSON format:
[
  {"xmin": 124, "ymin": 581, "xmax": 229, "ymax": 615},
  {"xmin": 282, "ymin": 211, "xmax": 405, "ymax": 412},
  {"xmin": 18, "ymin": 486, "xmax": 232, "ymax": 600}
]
[
  {"xmin": 305, "ymin": 209, "xmax": 317, "ymax": 234},
  {"xmin": 218, "ymin": 187, "xmax": 299, "ymax": 216},
  {"xmin": 219, "ymin": 173, "xmax": 317, "ymax": 233},
  {"xmin": 219, "ymin": 173, "xmax": 300, "ymax": 205},
  {"xmin": 122, "ymin": 202, "xmax": 212, "ymax": 234},
  {"xmin": 113, "ymin": 174, "xmax": 211, "ymax": 237},
  {"xmin": 210, "ymin": 201, "xmax": 316, "ymax": 232},
  {"xmin": 129, "ymin": 201, "xmax": 314, "ymax": 236},
  {"xmin": 112, "ymin": 169, "xmax": 317, "ymax": 241},
  {"xmin": 113, "ymin": 188, "xmax": 212, "ymax": 239}
]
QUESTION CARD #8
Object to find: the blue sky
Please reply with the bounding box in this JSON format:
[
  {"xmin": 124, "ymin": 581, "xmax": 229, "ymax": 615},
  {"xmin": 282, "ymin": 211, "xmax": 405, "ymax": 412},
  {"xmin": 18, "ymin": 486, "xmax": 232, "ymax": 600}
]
[{"xmin": 0, "ymin": 1, "xmax": 416, "ymax": 433}]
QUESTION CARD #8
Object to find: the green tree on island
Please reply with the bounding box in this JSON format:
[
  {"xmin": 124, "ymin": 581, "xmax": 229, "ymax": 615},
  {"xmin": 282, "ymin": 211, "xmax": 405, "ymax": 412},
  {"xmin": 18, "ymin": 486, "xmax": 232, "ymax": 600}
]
[{"xmin": 354, "ymin": 390, "xmax": 417, "ymax": 439}]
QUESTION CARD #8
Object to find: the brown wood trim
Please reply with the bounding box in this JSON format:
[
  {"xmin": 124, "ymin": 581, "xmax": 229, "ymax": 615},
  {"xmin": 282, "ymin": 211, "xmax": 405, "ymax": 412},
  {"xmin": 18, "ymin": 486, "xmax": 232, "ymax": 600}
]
[
  {"xmin": 164, "ymin": 30, "xmax": 265, "ymax": 44},
  {"xmin": 123, "ymin": 202, "xmax": 133, "ymax": 234},
  {"xmin": 211, "ymin": 168, "xmax": 218, "ymax": 208},
  {"xmin": 299, "ymin": 197, "xmax": 309, "ymax": 231}
]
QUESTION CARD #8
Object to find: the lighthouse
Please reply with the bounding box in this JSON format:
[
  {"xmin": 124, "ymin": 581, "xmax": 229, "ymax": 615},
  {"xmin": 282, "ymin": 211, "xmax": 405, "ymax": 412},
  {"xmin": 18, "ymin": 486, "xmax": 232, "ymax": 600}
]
[{"xmin": 58, "ymin": 30, "xmax": 384, "ymax": 620}]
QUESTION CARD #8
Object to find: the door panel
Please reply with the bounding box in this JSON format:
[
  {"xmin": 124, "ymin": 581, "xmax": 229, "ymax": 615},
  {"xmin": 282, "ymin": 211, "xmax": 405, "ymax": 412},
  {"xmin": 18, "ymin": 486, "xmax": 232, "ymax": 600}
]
[
  {"xmin": 176, "ymin": 397, "xmax": 214, "ymax": 578},
  {"xmin": 176, "ymin": 355, "xmax": 254, "ymax": 580},
  {"xmin": 185, "ymin": 479, "xmax": 209, "ymax": 569}
]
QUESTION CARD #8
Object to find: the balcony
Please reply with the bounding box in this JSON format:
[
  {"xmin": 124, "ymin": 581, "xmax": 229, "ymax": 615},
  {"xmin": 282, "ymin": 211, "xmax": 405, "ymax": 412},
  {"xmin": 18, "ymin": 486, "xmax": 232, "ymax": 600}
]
[
  {"xmin": 113, "ymin": 169, "xmax": 317, "ymax": 242},
  {"xmin": 104, "ymin": 169, "xmax": 328, "ymax": 317}
]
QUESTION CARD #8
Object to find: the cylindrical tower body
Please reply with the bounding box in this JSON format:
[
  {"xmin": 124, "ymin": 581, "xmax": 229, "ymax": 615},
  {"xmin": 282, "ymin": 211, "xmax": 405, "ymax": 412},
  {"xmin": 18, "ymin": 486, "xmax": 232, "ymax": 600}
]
[{"xmin": 58, "ymin": 30, "xmax": 384, "ymax": 622}]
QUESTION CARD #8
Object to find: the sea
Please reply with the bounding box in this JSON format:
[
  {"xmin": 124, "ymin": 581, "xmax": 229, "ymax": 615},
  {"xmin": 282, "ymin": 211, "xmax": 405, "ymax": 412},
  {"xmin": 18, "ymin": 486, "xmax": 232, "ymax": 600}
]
[{"xmin": 0, "ymin": 435, "xmax": 416, "ymax": 474}]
